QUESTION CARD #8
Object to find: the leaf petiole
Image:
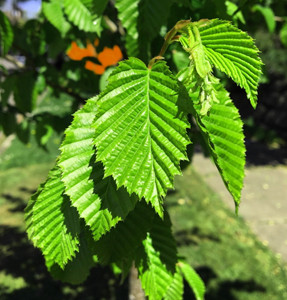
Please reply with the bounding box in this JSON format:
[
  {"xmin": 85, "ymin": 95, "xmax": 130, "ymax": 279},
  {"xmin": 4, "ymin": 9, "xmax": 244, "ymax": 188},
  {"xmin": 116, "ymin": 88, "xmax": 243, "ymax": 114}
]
[{"xmin": 148, "ymin": 19, "xmax": 191, "ymax": 68}]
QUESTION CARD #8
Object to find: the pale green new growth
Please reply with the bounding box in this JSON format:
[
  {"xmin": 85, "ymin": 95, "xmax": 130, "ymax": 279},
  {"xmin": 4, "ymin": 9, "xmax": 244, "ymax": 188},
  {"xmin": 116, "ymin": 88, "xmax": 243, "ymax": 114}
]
[
  {"xmin": 175, "ymin": 18, "xmax": 261, "ymax": 208},
  {"xmin": 199, "ymin": 19, "xmax": 262, "ymax": 108},
  {"xmin": 93, "ymin": 58, "xmax": 190, "ymax": 217},
  {"xmin": 179, "ymin": 68, "xmax": 245, "ymax": 207},
  {"xmin": 179, "ymin": 22, "xmax": 212, "ymax": 79}
]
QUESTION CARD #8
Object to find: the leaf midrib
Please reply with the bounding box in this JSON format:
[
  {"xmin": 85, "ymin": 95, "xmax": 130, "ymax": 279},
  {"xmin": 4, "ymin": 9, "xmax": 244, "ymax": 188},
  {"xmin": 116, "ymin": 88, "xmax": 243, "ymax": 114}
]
[{"xmin": 146, "ymin": 68, "xmax": 162, "ymax": 208}]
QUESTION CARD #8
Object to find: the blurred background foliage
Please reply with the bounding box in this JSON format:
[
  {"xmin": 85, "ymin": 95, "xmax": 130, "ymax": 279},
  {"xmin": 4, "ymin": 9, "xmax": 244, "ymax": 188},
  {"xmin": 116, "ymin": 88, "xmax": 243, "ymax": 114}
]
[{"xmin": 0, "ymin": 0, "xmax": 287, "ymax": 149}]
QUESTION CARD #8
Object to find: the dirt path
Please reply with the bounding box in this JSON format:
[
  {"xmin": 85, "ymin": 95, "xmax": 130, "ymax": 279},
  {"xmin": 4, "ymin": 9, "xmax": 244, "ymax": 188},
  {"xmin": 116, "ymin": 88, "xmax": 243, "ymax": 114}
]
[{"xmin": 192, "ymin": 143, "xmax": 287, "ymax": 260}]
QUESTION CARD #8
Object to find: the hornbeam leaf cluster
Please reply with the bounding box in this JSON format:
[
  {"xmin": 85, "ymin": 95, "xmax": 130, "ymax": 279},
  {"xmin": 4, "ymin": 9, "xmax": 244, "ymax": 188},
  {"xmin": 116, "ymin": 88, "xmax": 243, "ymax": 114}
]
[{"xmin": 25, "ymin": 14, "xmax": 262, "ymax": 300}]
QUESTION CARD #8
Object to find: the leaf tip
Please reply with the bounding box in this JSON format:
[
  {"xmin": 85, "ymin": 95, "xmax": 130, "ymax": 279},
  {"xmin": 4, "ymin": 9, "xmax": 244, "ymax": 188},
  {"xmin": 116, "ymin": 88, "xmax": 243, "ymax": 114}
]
[{"xmin": 250, "ymin": 97, "xmax": 258, "ymax": 109}]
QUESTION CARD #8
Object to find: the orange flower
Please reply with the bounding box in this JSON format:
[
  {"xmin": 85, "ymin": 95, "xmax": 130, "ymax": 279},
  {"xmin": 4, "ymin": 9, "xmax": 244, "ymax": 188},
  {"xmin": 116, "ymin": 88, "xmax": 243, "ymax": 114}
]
[
  {"xmin": 85, "ymin": 61, "xmax": 105, "ymax": 75},
  {"xmin": 67, "ymin": 41, "xmax": 96, "ymax": 61},
  {"xmin": 67, "ymin": 40, "xmax": 123, "ymax": 75},
  {"xmin": 98, "ymin": 45, "xmax": 123, "ymax": 67}
]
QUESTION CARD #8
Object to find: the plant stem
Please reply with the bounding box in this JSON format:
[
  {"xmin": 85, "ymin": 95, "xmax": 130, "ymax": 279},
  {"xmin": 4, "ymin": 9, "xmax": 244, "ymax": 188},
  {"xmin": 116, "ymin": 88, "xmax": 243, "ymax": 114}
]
[{"xmin": 148, "ymin": 19, "xmax": 191, "ymax": 68}]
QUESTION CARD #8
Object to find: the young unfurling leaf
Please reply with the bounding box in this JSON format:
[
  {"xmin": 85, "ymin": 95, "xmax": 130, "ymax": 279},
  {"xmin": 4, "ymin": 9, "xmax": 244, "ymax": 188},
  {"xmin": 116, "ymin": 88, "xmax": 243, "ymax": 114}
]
[{"xmin": 178, "ymin": 23, "xmax": 212, "ymax": 79}]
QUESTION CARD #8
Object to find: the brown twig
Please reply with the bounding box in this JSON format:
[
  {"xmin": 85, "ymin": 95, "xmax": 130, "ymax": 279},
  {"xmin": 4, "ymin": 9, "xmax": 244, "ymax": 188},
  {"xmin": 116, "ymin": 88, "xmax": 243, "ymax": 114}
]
[{"xmin": 148, "ymin": 20, "xmax": 191, "ymax": 68}]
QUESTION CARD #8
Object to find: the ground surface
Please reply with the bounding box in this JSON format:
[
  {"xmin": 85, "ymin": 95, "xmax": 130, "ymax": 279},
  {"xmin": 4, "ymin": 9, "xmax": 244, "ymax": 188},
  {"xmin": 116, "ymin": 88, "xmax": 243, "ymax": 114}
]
[
  {"xmin": 0, "ymin": 135, "xmax": 287, "ymax": 299},
  {"xmin": 192, "ymin": 141, "xmax": 287, "ymax": 260}
]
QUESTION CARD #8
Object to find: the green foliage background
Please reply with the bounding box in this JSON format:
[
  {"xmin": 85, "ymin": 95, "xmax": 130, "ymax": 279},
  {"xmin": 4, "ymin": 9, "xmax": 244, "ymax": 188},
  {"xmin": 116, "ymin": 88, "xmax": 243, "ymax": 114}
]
[
  {"xmin": 0, "ymin": 0, "xmax": 287, "ymax": 299},
  {"xmin": 1, "ymin": 0, "xmax": 286, "ymax": 145}
]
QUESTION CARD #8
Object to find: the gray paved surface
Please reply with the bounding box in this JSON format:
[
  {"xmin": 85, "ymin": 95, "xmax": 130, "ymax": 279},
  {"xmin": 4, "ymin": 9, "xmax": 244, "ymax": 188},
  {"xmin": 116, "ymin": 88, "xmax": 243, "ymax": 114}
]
[{"xmin": 192, "ymin": 151, "xmax": 287, "ymax": 260}]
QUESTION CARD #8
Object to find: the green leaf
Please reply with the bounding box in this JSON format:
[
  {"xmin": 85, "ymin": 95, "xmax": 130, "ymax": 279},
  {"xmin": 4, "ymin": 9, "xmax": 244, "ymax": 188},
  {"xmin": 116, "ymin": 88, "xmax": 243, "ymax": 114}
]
[
  {"xmin": 138, "ymin": 235, "xmax": 173, "ymax": 300},
  {"xmin": 16, "ymin": 119, "xmax": 31, "ymax": 144},
  {"xmin": 82, "ymin": 0, "xmax": 108, "ymax": 35},
  {"xmin": 198, "ymin": 19, "xmax": 262, "ymax": 108},
  {"xmin": 94, "ymin": 201, "xmax": 155, "ymax": 265},
  {"xmin": 98, "ymin": 0, "xmax": 109, "ymax": 13},
  {"xmin": 31, "ymin": 90, "xmax": 73, "ymax": 118},
  {"xmin": 179, "ymin": 69, "xmax": 245, "ymax": 208},
  {"xmin": 14, "ymin": 71, "xmax": 38, "ymax": 113},
  {"xmin": 59, "ymin": 97, "xmax": 138, "ymax": 241},
  {"xmin": 149, "ymin": 212, "xmax": 178, "ymax": 273},
  {"xmin": 25, "ymin": 167, "xmax": 81, "ymax": 269},
  {"xmin": 138, "ymin": 0, "xmax": 173, "ymax": 41},
  {"xmin": 81, "ymin": 0, "xmax": 108, "ymax": 14},
  {"xmin": 115, "ymin": 0, "xmax": 140, "ymax": 57},
  {"xmin": 0, "ymin": 110, "xmax": 17, "ymax": 136},
  {"xmin": 189, "ymin": 0, "xmax": 205, "ymax": 10},
  {"xmin": 42, "ymin": 0, "xmax": 71, "ymax": 36},
  {"xmin": 21, "ymin": 19, "xmax": 46, "ymax": 56},
  {"xmin": 138, "ymin": 0, "xmax": 173, "ymax": 60},
  {"xmin": 179, "ymin": 261, "xmax": 205, "ymax": 300},
  {"xmin": 252, "ymin": 5, "xmax": 276, "ymax": 33},
  {"xmin": 35, "ymin": 118, "xmax": 54, "ymax": 147},
  {"xmin": 172, "ymin": 50, "xmax": 190, "ymax": 72},
  {"xmin": 93, "ymin": 58, "xmax": 190, "ymax": 217},
  {"xmin": 280, "ymin": 21, "xmax": 287, "ymax": 47},
  {"xmin": 136, "ymin": 213, "xmax": 178, "ymax": 300},
  {"xmin": 225, "ymin": 1, "xmax": 246, "ymax": 25},
  {"xmin": 0, "ymin": 11, "xmax": 13, "ymax": 56},
  {"xmin": 117, "ymin": 0, "xmax": 173, "ymax": 59},
  {"xmin": 163, "ymin": 267, "xmax": 184, "ymax": 300},
  {"xmin": 47, "ymin": 224, "xmax": 95, "ymax": 284},
  {"xmin": 63, "ymin": 0, "xmax": 101, "ymax": 33},
  {"xmin": 178, "ymin": 22, "xmax": 212, "ymax": 79}
]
